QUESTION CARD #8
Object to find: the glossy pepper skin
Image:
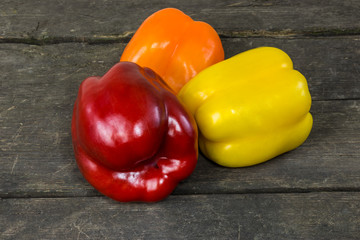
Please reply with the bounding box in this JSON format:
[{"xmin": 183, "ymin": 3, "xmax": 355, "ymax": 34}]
[
  {"xmin": 178, "ymin": 47, "xmax": 313, "ymax": 167},
  {"xmin": 120, "ymin": 8, "xmax": 224, "ymax": 93},
  {"xmin": 71, "ymin": 62, "xmax": 198, "ymax": 202}
]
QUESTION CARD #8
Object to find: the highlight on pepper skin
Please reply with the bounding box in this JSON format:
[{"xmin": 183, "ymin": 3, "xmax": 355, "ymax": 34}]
[
  {"xmin": 120, "ymin": 7, "xmax": 224, "ymax": 93},
  {"xmin": 71, "ymin": 62, "xmax": 198, "ymax": 202},
  {"xmin": 178, "ymin": 47, "xmax": 313, "ymax": 167}
]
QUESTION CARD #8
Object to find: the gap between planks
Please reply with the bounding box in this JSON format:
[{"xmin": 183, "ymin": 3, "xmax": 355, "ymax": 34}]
[
  {"xmin": 1, "ymin": 188, "xmax": 360, "ymax": 200},
  {"xmin": 1, "ymin": 31, "xmax": 360, "ymax": 46}
]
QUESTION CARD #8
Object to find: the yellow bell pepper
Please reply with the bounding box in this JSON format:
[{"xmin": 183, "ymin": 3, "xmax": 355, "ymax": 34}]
[{"xmin": 178, "ymin": 47, "xmax": 313, "ymax": 167}]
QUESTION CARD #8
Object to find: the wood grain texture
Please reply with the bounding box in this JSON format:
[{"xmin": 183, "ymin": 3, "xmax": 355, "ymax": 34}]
[
  {"xmin": 1, "ymin": 1, "xmax": 359, "ymax": 239},
  {"xmin": 1, "ymin": 193, "xmax": 359, "ymax": 240},
  {"xmin": 0, "ymin": 0, "xmax": 359, "ymax": 43},
  {"xmin": 3, "ymin": 99, "xmax": 358, "ymax": 197},
  {"xmin": 1, "ymin": 40, "xmax": 359, "ymax": 197}
]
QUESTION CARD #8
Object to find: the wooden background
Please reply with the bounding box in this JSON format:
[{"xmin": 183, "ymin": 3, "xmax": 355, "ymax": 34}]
[{"xmin": 1, "ymin": 1, "xmax": 359, "ymax": 239}]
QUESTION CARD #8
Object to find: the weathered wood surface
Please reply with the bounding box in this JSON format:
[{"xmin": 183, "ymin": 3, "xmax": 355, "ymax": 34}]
[
  {"xmin": 1, "ymin": 39, "xmax": 359, "ymax": 198},
  {"xmin": 1, "ymin": 0, "xmax": 360, "ymax": 43},
  {"xmin": 1, "ymin": 37, "xmax": 359, "ymax": 104},
  {"xmin": 1, "ymin": 193, "xmax": 360, "ymax": 240},
  {"xmin": 1, "ymin": 0, "xmax": 360, "ymax": 239},
  {"xmin": 2, "ymin": 98, "xmax": 360, "ymax": 197}
]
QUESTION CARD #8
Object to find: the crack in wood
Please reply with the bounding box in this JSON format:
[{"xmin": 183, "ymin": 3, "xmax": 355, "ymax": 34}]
[{"xmin": 10, "ymin": 155, "xmax": 19, "ymax": 175}]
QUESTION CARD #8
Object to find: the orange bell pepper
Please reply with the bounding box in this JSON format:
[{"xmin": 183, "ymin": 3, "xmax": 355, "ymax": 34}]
[{"xmin": 120, "ymin": 8, "xmax": 224, "ymax": 93}]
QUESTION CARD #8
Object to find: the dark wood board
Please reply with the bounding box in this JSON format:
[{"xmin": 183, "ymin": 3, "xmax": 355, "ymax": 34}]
[
  {"xmin": 1, "ymin": 0, "xmax": 359, "ymax": 43},
  {"xmin": 1, "ymin": 99, "xmax": 359, "ymax": 197},
  {"xmin": 1, "ymin": 193, "xmax": 359, "ymax": 240},
  {"xmin": 1, "ymin": 36, "xmax": 359, "ymax": 105},
  {"xmin": 1, "ymin": 40, "xmax": 359, "ymax": 198}
]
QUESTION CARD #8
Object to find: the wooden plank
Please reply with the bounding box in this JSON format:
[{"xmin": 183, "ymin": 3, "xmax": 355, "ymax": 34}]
[
  {"xmin": 2, "ymin": 99, "xmax": 358, "ymax": 198},
  {"xmin": 1, "ymin": 193, "xmax": 359, "ymax": 239},
  {"xmin": 1, "ymin": 0, "xmax": 359, "ymax": 43},
  {"xmin": 0, "ymin": 40, "xmax": 359, "ymax": 197},
  {"xmin": 0, "ymin": 36, "xmax": 359, "ymax": 101}
]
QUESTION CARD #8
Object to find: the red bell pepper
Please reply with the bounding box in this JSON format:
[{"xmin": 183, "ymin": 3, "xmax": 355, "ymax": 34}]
[{"xmin": 71, "ymin": 62, "xmax": 198, "ymax": 202}]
